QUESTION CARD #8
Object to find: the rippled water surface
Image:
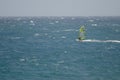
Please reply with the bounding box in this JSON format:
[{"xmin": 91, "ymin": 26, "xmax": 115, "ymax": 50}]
[{"xmin": 0, "ymin": 17, "xmax": 120, "ymax": 80}]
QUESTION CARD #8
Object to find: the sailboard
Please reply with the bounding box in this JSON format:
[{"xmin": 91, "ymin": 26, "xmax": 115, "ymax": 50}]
[
  {"xmin": 78, "ymin": 25, "xmax": 86, "ymax": 40},
  {"xmin": 77, "ymin": 26, "xmax": 120, "ymax": 43}
]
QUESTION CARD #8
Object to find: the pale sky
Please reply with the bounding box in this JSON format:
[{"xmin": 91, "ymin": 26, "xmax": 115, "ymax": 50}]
[{"xmin": 0, "ymin": 0, "xmax": 120, "ymax": 16}]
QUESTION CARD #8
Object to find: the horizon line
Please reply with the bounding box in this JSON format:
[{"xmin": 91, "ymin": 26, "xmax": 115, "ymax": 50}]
[{"xmin": 0, "ymin": 16, "xmax": 120, "ymax": 17}]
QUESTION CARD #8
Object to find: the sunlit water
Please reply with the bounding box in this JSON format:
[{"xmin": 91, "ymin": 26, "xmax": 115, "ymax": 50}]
[{"xmin": 0, "ymin": 17, "xmax": 120, "ymax": 80}]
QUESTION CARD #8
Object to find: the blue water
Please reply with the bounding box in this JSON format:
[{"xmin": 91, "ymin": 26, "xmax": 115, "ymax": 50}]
[{"xmin": 0, "ymin": 16, "xmax": 120, "ymax": 80}]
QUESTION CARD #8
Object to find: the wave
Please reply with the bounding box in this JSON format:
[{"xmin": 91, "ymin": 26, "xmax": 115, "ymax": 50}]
[
  {"xmin": 63, "ymin": 29, "xmax": 76, "ymax": 32},
  {"xmin": 63, "ymin": 29, "xmax": 74, "ymax": 32},
  {"xmin": 76, "ymin": 39, "xmax": 120, "ymax": 43},
  {"xmin": 11, "ymin": 37, "xmax": 23, "ymax": 39}
]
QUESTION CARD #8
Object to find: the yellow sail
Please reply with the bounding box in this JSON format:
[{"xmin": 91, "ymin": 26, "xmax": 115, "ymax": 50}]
[{"xmin": 78, "ymin": 25, "xmax": 86, "ymax": 40}]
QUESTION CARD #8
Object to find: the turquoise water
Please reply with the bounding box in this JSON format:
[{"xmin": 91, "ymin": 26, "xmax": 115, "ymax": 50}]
[{"xmin": 0, "ymin": 17, "xmax": 120, "ymax": 80}]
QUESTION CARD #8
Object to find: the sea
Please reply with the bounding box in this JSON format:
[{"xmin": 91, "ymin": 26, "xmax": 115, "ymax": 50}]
[{"xmin": 0, "ymin": 16, "xmax": 120, "ymax": 80}]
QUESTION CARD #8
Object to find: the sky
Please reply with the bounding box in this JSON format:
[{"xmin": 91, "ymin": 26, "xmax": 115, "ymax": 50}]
[{"xmin": 0, "ymin": 0, "xmax": 120, "ymax": 16}]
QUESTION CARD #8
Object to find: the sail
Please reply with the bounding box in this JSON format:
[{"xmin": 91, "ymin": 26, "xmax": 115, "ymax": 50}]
[{"xmin": 78, "ymin": 25, "xmax": 86, "ymax": 40}]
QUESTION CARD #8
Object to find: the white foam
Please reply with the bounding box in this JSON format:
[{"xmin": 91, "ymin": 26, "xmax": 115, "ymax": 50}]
[
  {"xmin": 11, "ymin": 37, "xmax": 23, "ymax": 39},
  {"xmin": 30, "ymin": 20, "xmax": 35, "ymax": 25},
  {"xmin": 115, "ymin": 29, "xmax": 119, "ymax": 32},
  {"xmin": 88, "ymin": 19, "xmax": 94, "ymax": 22},
  {"xmin": 34, "ymin": 33, "xmax": 40, "ymax": 36},
  {"xmin": 76, "ymin": 39, "xmax": 120, "ymax": 43},
  {"xmin": 30, "ymin": 20, "xmax": 34, "ymax": 23},
  {"xmin": 61, "ymin": 36, "xmax": 66, "ymax": 39},
  {"xmin": 64, "ymin": 51, "xmax": 67, "ymax": 53},
  {"xmin": 35, "ymin": 63, "xmax": 39, "ymax": 66},
  {"xmin": 112, "ymin": 24, "xmax": 120, "ymax": 26},
  {"xmin": 63, "ymin": 29, "xmax": 74, "ymax": 32},
  {"xmin": 55, "ymin": 21, "xmax": 59, "ymax": 23},
  {"xmin": 56, "ymin": 30, "xmax": 60, "ymax": 32},
  {"xmin": 20, "ymin": 58, "xmax": 25, "ymax": 62},
  {"xmin": 52, "ymin": 37, "xmax": 56, "ymax": 39},
  {"xmin": 91, "ymin": 24, "xmax": 98, "ymax": 26}
]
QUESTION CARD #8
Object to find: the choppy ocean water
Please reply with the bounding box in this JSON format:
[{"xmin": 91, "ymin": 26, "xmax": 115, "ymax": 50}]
[{"xmin": 0, "ymin": 16, "xmax": 120, "ymax": 80}]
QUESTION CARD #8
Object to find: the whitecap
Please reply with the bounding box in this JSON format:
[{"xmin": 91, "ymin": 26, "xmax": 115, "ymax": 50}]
[
  {"xmin": 61, "ymin": 36, "xmax": 66, "ymax": 39},
  {"xmin": 30, "ymin": 20, "xmax": 35, "ymax": 25},
  {"xmin": 55, "ymin": 21, "xmax": 59, "ymax": 23},
  {"xmin": 52, "ymin": 37, "xmax": 56, "ymax": 39},
  {"xmin": 30, "ymin": 20, "xmax": 34, "ymax": 23},
  {"xmin": 35, "ymin": 63, "xmax": 39, "ymax": 66},
  {"xmin": 75, "ymin": 30, "xmax": 79, "ymax": 31},
  {"xmin": 91, "ymin": 24, "xmax": 97, "ymax": 26},
  {"xmin": 56, "ymin": 30, "xmax": 60, "ymax": 32},
  {"xmin": 75, "ymin": 39, "xmax": 79, "ymax": 42},
  {"xmin": 63, "ymin": 29, "xmax": 74, "ymax": 32},
  {"xmin": 20, "ymin": 58, "xmax": 25, "ymax": 62},
  {"xmin": 64, "ymin": 51, "xmax": 67, "ymax": 53},
  {"xmin": 52, "ymin": 30, "xmax": 60, "ymax": 33},
  {"xmin": 88, "ymin": 19, "xmax": 94, "ymax": 22},
  {"xmin": 115, "ymin": 29, "xmax": 119, "ymax": 32},
  {"xmin": 11, "ymin": 37, "xmax": 23, "ymax": 39},
  {"xmin": 13, "ymin": 50, "xmax": 24, "ymax": 53},
  {"xmin": 112, "ymin": 24, "xmax": 120, "ymax": 26},
  {"xmin": 34, "ymin": 33, "xmax": 40, "ymax": 36}
]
